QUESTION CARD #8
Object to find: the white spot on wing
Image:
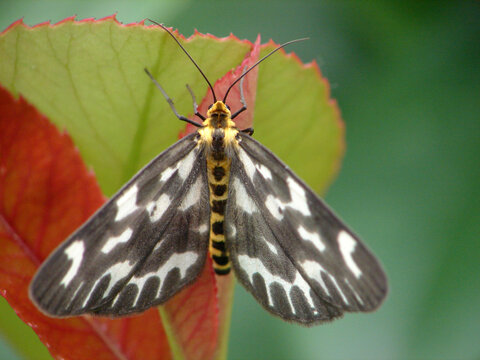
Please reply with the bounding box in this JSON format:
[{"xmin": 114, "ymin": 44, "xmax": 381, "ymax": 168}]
[
  {"xmin": 329, "ymin": 275, "xmax": 349, "ymax": 305},
  {"xmin": 181, "ymin": 176, "xmax": 202, "ymax": 210},
  {"xmin": 102, "ymin": 261, "xmax": 134, "ymax": 299},
  {"xmin": 178, "ymin": 149, "xmax": 196, "ymax": 180},
  {"xmin": 301, "ymin": 260, "xmax": 331, "ymax": 296},
  {"xmin": 228, "ymin": 224, "xmax": 237, "ymax": 238},
  {"xmin": 264, "ymin": 177, "xmax": 311, "ymax": 220},
  {"xmin": 110, "ymin": 293, "xmax": 121, "ymax": 307},
  {"xmin": 68, "ymin": 281, "xmax": 84, "ymax": 306},
  {"xmin": 338, "ymin": 231, "xmax": 362, "ymax": 278},
  {"xmin": 262, "ymin": 237, "xmax": 278, "ymax": 255},
  {"xmin": 239, "ymin": 149, "xmax": 273, "ymax": 181},
  {"xmin": 82, "ymin": 260, "xmax": 134, "ymax": 307},
  {"xmin": 233, "ymin": 178, "xmax": 258, "ymax": 214},
  {"xmin": 83, "ymin": 278, "xmax": 102, "ymax": 307},
  {"xmin": 302, "ymin": 260, "xmax": 350, "ymax": 305},
  {"xmin": 255, "ymin": 164, "xmax": 272, "ymax": 180},
  {"xmin": 197, "ymin": 223, "xmax": 209, "ymax": 234},
  {"xmin": 298, "ymin": 226, "xmax": 325, "ymax": 252},
  {"xmin": 128, "ymin": 251, "xmax": 199, "ymax": 307},
  {"xmin": 265, "ymin": 195, "xmax": 283, "ymax": 220},
  {"xmin": 147, "ymin": 194, "xmax": 170, "ymax": 222},
  {"xmin": 238, "ymin": 255, "xmax": 316, "ymax": 315},
  {"xmin": 115, "ymin": 184, "xmax": 139, "ymax": 221},
  {"xmin": 345, "ymin": 278, "xmax": 364, "ymax": 305},
  {"xmin": 286, "ymin": 177, "xmax": 310, "ymax": 216},
  {"xmin": 159, "ymin": 165, "xmax": 176, "ymax": 183},
  {"xmin": 159, "ymin": 149, "xmax": 197, "ymax": 183},
  {"xmin": 153, "ymin": 240, "xmax": 164, "ymax": 252},
  {"xmin": 60, "ymin": 240, "xmax": 85, "ymax": 287},
  {"xmin": 238, "ymin": 149, "xmax": 256, "ymax": 179},
  {"xmin": 101, "ymin": 228, "xmax": 133, "ymax": 254}
]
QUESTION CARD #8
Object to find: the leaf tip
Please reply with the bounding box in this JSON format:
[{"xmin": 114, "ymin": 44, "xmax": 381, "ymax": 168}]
[
  {"xmin": 1, "ymin": 17, "xmax": 24, "ymax": 35},
  {"xmin": 188, "ymin": 30, "xmax": 253, "ymax": 48},
  {"xmin": 55, "ymin": 15, "xmax": 77, "ymax": 25},
  {"xmin": 97, "ymin": 14, "xmax": 143, "ymax": 27},
  {"xmin": 97, "ymin": 13, "xmax": 118, "ymax": 23}
]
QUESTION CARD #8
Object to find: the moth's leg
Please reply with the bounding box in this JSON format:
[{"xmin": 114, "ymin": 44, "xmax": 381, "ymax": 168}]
[
  {"xmin": 144, "ymin": 68, "xmax": 203, "ymax": 127},
  {"xmin": 241, "ymin": 127, "xmax": 254, "ymax": 136},
  {"xmin": 186, "ymin": 84, "xmax": 206, "ymax": 121}
]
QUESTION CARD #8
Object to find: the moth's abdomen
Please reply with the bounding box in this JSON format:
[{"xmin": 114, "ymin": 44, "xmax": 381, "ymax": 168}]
[{"xmin": 207, "ymin": 156, "xmax": 231, "ymax": 275}]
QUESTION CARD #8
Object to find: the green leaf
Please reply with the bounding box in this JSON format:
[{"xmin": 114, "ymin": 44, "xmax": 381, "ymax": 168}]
[
  {"xmin": 0, "ymin": 84, "xmax": 170, "ymax": 360},
  {"xmin": 254, "ymin": 41, "xmax": 343, "ymax": 194},
  {"xmin": 0, "ymin": 297, "xmax": 50, "ymax": 360}
]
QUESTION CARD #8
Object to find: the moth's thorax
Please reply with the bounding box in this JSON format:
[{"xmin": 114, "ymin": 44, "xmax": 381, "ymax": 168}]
[
  {"xmin": 205, "ymin": 100, "xmax": 231, "ymax": 118},
  {"xmin": 198, "ymin": 101, "xmax": 239, "ymax": 160}
]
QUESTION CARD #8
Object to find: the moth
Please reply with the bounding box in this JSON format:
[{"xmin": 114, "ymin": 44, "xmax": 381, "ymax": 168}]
[{"xmin": 30, "ymin": 22, "xmax": 387, "ymax": 325}]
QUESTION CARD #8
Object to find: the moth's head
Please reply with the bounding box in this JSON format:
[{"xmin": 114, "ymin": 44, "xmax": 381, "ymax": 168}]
[{"xmin": 207, "ymin": 101, "xmax": 231, "ymax": 119}]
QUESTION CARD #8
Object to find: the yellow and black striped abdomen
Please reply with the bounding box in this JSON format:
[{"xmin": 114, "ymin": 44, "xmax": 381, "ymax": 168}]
[
  {"xmin": 207, "ymin": 156, "xmax": 232, "ymax": 275},
  {"xmin": 198, "ymin": 100, "xmax": 238, "ymax": 275}
]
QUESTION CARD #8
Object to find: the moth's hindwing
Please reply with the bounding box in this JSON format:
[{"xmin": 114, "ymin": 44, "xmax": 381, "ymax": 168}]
[
  {"xmin": 225, "ymin": 133, "xmax": 387, "ymax": 325},
  {"xmin": 30, "ymin": 134, "xmax": 211, "ymax": 317}
]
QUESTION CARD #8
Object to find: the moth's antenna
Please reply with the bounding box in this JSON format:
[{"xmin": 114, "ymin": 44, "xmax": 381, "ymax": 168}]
[
  {"xmin": 148, "ymin": 19, "xmax": 217, "ymax": 103},
  {"xmin": 223, "ymin": 38, "xmax": 308, "ymax": 103}
]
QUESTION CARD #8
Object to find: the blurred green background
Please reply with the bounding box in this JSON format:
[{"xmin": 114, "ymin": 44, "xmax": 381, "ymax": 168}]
[{"xmin": 1, "ymin": 1, "xmax": 479, "ymax": 359}]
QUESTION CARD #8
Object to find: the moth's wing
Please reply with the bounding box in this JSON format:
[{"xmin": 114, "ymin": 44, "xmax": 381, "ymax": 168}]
[
  {"xmin": 225, "ymin": 133, "xmax": 387, "ymax": 325},
  {"xmin": 30, "ymin": 134, "xmax": 211, "ymax": 317}
]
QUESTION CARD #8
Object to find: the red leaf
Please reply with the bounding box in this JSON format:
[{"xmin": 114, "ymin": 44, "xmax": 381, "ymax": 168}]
[
  {"xmin": 162, "ymin": 258, "xmax": 219, "ymax": 360},
  {"xmin": 0, "ymin": 85, "xmax": 171, "ymax": 360}
]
